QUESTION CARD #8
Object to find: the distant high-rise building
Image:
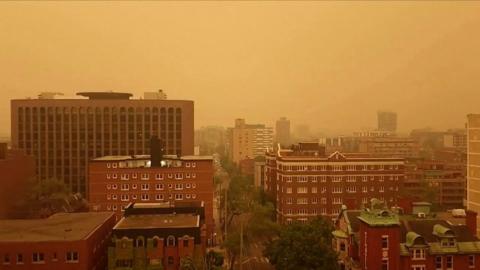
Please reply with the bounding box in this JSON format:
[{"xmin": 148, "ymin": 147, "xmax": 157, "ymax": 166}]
[
  {"xmin": 275, "ymin": 117, "xmax": 291, "ymax": 147},
  {"xmin": 467, "ymin": 114, "xmax": 480, "ymax": 235},
  {"xmin": 227, "ymin": 119, "xmax": 273, "ymax": 164},
  {"xmin": 11, "ymin": 91, "xmax": 194, "ymax": 195},
  {"xmin": 377, "ymin": 111, "xmax": 397, "ymax": 132}
]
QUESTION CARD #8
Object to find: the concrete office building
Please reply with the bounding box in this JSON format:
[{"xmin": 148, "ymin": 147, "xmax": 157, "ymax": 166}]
[
  {"xmin": 378, "ymin": 111, "xmax": 397, "ymax": 132},
  {"xmin": 227, "ymin": 119, "xmax": 273, "ymax": 164},
  {"xmin": 275, "ymin": 117, "xmax": 291, "ymax": 147},
  {"xmin": 11, "ymin": 91, "xmax": 194, "ymax": 195}
]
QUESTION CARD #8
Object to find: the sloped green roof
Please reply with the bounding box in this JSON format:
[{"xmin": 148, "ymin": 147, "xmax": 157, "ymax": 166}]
[
  {"xmin": 429, "ymin": 242, "xmax": 480, "ymax": 254},
  {"xmin": 405, "ymin": 231, "xmax": 426, "ymax": 248},
  {"xmin": 433, "ymin": 224, "xmax": 455, "ymax": 238},
  {"xmin": 332, "ymin": 230, "xmax": 348, "ymax": 239}
]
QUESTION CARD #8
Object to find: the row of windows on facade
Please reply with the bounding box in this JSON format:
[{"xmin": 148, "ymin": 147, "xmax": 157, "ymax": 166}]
[
  {"xmin": 277, "ymin": 164, "xmax": 401, "ymax": 171},
  {"xmin": 373, "ymin": 255, "xmax": 474, "ymax": 270},
  {"xmin": 106, "ymin": 172, "xmax": 197, "ymax": 181},
  {"xmin": 107, "ymin": 162, "xmax": 197, "ymax": 169},
  {"xmin": 2, "ymin": 252, "xmax": 79, "ymax": 265},
  {"xmin": 281, "ymin": 196, "xmax": 390, "ymax": 206},
  {"xmin": 17, "ymin": 106, "xmax": 184, "ymax": 114},
  {"xmin": 281, "ymin": 185, "xmax": 398, "ymax": 194},
  {"xmin": 279, "ymin": 175, "xmax": 401, "ymax": 183},
  {"xmin": 119, "ymin": 235, "xmax": 191, "ymax": 249},
  {"xmin": 106, "ymin": 182, "xmax": 197, "ymax": 191},
  {"xmin": 283, "ymin": 207, "xmax": 342, "ymax": 216},
  {"xmin": 108, "ymin": 192, "xmax": 197, "ymax": 202}
]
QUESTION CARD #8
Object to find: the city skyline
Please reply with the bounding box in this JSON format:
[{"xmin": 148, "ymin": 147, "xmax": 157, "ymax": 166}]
[{"xmin": 1, "ymin": 2, "xmax": 480, "ymax": 135}]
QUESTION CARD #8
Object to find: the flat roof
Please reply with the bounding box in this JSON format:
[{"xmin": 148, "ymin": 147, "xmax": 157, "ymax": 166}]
[
  {"xmin": 92, "ymin": 155, "xmax": 212, "ymax": 162},
  {"xmin": 114, "ymin": 214, "xmax": 200, "ymax": 230},
  {"xmin": 0, "ymin": 212, "xmax": 114, "ymax": 242}
]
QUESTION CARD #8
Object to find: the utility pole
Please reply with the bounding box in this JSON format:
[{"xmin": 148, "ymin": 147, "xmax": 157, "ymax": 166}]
[
  {"xmin": 224, "ymin": 184, "xmax": 228, "ymax": 240},
  {"xmin": 239, "ymin": 216, "xmax": 243, "ymax": 270}
]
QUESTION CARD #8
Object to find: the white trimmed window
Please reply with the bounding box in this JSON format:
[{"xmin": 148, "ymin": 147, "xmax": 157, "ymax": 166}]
[
  {"xmin": 155, "ymin": 173, "xmax": 163, "ymax": 180},
  {"xmin": 296, "ymin": 198, "xmax": 308, "ymax": 204},
  {"xmin": 297, "ymin": 187, "xmax": 308, "ymax": 194},
  {"xmin": 32, "ymin": 253, "xmax": 44, "ymax": 264},
  {"xmin": 141, "ymin": 194, "xmax": 149, "ymax": 201}
]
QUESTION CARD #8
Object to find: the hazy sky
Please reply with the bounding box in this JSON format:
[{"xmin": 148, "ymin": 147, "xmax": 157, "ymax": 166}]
[{"xmin": 1, "ymin": 1, "xmax": 479, "ymax": 136}]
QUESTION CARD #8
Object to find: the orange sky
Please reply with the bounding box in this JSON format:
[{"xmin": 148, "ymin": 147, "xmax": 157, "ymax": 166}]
[{"xmin": 1, "ymin": 2, "xmax": 479, "ymax": 136}]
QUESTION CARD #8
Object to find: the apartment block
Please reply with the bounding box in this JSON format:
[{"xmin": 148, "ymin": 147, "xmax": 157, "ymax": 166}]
[
  {"xmin": 403, "ymin": 159, "xmax": 465, "ymax": 208},
  {"xmin": 227, "ymin": 118, "xmax": 273, "ymax": 164},
  {"xmin": 265, "ymin": 143, "xmax": 405, "ymax": 224},
  {"xmin": 108, "ymin": 202, "xmax": 207, "ymax": 270},
  {"xmin": 467, "ymin": 114, "xmax": 480, "ymax": 236},
  {"xmin": 88, "ymin": 153, "xmax": 214, "ymax": 242}
]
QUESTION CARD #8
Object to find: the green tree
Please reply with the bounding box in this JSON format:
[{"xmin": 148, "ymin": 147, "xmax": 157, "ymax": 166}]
[
  {"xmin": 264, "ymin": 217, "xmax": 340, "ymax": 270},
  {"xmin": 206, "ymin": 250, "xmax": 224, "ymax": 270},
  {"xmin": 179, "ymin": 256, "xmax": 197, "ymax": 270}
]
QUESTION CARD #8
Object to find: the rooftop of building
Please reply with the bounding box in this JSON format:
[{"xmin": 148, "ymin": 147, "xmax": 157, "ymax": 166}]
[
  {"xmin": 93, "ymin": 154, "xmax": 212, "ymax": 162},
  {"xmin": 0, "ymin": 212, "xmax": 114, "ymax": 242},
  {"xmin": 114, "ymin": 213, "xmax": 200, "ymax": 230},
  {"xmin": 336, "ymin": 200, "xmax": 479, "ymax": 247},
  {"xmin": 271, "ymin": 144, "xmax": 405, "ymax": 162}
]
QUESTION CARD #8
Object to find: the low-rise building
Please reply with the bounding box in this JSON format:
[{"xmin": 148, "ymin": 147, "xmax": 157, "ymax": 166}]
[
  {"xmin": 108, "ymin": 202, "xmax": 207, "ymax": 270},
  {"xmin": 333, "ymin": 199, "xmax": 480, "ymax": 270},
  {"xmin": 0, "ymin": 212, "xmax": 115, "ymax": 270}
]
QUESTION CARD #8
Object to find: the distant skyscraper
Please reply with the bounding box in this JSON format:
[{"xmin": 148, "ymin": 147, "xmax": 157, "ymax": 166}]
[
  {"xmin": 227, "ymin": 119, "xmax": 273, "ymax": 164},
  {"xmin": 11, "ymin": 91, "xmax": 194, "ymax": 195},
  {"xmin": 275, "ymin": 117, "xmax": 291, "ymax": 147},
  {"xmin": 467, "ymin": 114, "xmax": 480, "ymax": 235},
  {"xmin": 377, "ymin": 111, "xmax": 397, "ymax": 132}
]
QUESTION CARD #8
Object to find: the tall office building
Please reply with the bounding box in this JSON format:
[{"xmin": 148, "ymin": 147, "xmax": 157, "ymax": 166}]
[
  {"xmin": 275, "ymin": 117, "xmax": 291, "ymax": 147},
  {"xmin": 377, "ymin": 111, "xmax": 397, "ymax": 132},
  {"xmin": 11, "ymin": 91, "xmax": 194, "ymax": 195},
  {"xmin": 227, "ymin": 118, "xmax": 273, "ymax": 164},
  {"xmin": 467, "ymin": 114, "xmax": 480, "ymax": 235}
]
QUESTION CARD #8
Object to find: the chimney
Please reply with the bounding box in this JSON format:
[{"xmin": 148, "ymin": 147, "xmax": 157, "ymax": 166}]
[
  {"xmin": 466, "ymin": 210, "xmax": 478, "ymax": 236},
  {"xmin": 150, "ymin": 136, "xmax": 164, "ymax": 167}
]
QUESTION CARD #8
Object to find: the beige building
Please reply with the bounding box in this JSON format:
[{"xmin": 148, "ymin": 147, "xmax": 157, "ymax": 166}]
[
  {"xmin": 11, "ymin": 91, "xmax": 194, "ymax": 195},
  {"xmin": 228, "ymin": 119, "xmax": 273, "ymax": 164},
  {"xmin": 467, "ymin": 114, "xmax": 480, "ymax": 235}
]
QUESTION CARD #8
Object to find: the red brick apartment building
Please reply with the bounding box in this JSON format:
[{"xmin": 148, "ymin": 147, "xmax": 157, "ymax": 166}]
[
  {"xmin": 0, "ymin": 212, "xmax": 115, "ymax": 270},
  {"xmin": 108, "ymin": 202, "xmax": 207, "ymax": 270},
  {"xmin": 333, "ymin": 199, "xmax": 480, "ymax": 270},
  {"xmin": 0, "ymin": 143, "xmax": 36, "ymax": 218},
  {"xmin": 404, "ymin": 159, "xmax": 465, "ymax": 208},
  {"xmin": 265, "ymin": 143, "xmax": 405, "ymax": 223},
  {"xmin": 11, "ymin": 91, "xmax": 194, "ymax": 195},
  {"xmin": 88, "ymin": 153, "xmax": 215, "ymax": 243}
]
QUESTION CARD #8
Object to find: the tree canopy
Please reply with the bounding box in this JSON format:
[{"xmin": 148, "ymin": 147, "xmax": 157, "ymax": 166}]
[{"xmin": 264, "ymin": 217, "xmax": 340, "ymax": 270}]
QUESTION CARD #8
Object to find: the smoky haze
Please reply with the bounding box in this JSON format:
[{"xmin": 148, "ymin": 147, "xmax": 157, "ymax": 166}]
[{"xmin": 1, "ymin": 2, "xmax": 479, "ymax": 136}]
